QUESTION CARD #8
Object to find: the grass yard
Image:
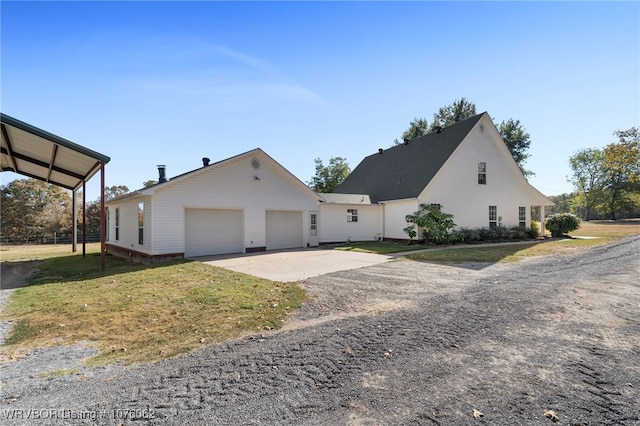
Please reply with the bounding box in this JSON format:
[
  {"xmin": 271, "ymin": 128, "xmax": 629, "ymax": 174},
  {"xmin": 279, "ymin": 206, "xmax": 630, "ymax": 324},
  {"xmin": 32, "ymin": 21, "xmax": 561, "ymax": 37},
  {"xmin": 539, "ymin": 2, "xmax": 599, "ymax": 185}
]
[
  {"xmin": 336, "ymin": 219, "xmax": 640, "ymax": 263},
  {"xmin": 334, "ymin": 240, "xmax": 426, "ymax": 254},
  {"xmin": 406, "ymin": 218, "xmax": 640, "ymax": 263},
  {"xmin": 0, "ymin": 242, "xmax": 102, "ymax": 261},
  {"xmin": 0, "ymin": 249, "xmax": 305, "ymax": 365}
]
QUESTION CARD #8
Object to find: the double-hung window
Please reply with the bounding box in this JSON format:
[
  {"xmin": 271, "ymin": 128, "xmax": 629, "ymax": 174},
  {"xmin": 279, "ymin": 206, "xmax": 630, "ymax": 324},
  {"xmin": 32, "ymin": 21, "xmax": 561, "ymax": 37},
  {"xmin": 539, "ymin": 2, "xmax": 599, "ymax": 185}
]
[
  {"xmin": 478, "ymin": 162, "xmax": 487, "ymax": 185},
  {"xmin": 347, "ymin": 209, "xmax": 358, "ymax": 222},
  {"xmin": 115, "ymin": 208, "xmax": 120, "ymax": 241},
  {"xmin": 138, "ymin": 202, "xmax": 144, "ymax": 245},
  {"xmin": 519, "ymin": 206, "xmax": 526, "ymax": 227},
  {"xmin": 489, "ymin": 205, "xmax": 497, "ymax": 230}
]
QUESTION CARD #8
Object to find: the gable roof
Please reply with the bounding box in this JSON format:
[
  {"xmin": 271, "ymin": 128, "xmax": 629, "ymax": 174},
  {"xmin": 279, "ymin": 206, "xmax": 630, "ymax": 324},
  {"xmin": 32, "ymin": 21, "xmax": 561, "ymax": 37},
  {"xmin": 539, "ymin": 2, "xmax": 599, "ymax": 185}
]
[
  {"xmin": 108, "ymin": 148, "xmax": 322, "ymax": 204},
  {"xmin": 334, "ymin": 113, "xmax": 485, "ymax": 203}
]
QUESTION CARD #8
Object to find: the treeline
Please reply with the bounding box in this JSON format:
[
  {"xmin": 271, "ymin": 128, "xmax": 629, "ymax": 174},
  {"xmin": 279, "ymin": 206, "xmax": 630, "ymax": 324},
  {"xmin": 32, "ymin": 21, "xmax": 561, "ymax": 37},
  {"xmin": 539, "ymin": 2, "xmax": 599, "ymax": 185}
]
[
  {"xmin": 551, "ymin": 127, "xmax": 640, "ymax": 220},
  {"xmin": 0, "ymin": 179, "xmax": 129, "ymax": 244}
]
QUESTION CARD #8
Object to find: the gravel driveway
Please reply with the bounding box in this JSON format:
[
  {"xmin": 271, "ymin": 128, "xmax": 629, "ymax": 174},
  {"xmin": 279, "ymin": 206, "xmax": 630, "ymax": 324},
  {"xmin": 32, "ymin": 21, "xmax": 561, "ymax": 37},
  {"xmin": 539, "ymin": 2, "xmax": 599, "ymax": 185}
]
[{"xmin": 1, "ymin": 235, "xmax": 639, "ymax": 425}]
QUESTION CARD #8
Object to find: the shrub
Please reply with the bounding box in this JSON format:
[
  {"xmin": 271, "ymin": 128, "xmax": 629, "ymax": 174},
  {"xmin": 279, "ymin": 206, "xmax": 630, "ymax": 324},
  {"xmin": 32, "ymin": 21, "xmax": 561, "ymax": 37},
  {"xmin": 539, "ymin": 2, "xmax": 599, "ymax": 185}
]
[
  {"xmin": 545, "ymin": 213, "xmax": 581, "ymax": 238},
  {"xmin": 529, "ymin": 221, "xmax": 540, "ymax": 238},
  {"xmin": 404, "ymin": 204, "xmax": 457, "ymax": 245}
]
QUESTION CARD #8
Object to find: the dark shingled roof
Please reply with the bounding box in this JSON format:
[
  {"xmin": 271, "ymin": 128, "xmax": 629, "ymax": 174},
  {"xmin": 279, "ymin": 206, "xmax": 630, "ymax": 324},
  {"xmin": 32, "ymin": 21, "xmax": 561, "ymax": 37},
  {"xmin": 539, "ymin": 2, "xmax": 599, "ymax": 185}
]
[{"xmin": 334, "ymin": 112, "xmax": 486, "ymax": 203}]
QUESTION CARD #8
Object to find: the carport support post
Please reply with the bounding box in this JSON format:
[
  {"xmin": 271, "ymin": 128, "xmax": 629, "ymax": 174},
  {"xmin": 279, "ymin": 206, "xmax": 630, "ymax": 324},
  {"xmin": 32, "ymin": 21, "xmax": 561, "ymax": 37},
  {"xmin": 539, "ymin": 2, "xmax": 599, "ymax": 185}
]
[
  {"xmin": 540, "ymin": 205, "xmax": 546, "ymax": 237},
  {"xmin": 82, "ymin": 181, "xmax": 86, "ymax": 257},
  {"xmin": 72, "ymin": 190, "xmax": 77, "ymax": 253},
  {"xmin": 100, "ymin": 162, "xmax": 106, "ymax": 271}
]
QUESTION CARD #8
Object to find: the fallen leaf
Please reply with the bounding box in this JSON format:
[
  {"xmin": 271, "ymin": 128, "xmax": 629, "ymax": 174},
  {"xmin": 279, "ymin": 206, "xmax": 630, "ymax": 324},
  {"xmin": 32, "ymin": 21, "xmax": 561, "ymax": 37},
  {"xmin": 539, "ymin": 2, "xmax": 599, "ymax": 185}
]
[
  {"xmin": 544, "ymin": 409, "xmax": 559, "ymax": 422},
  {"xmin": 473, "ymin": 409, "xmax": 484, "ymax": 419}
]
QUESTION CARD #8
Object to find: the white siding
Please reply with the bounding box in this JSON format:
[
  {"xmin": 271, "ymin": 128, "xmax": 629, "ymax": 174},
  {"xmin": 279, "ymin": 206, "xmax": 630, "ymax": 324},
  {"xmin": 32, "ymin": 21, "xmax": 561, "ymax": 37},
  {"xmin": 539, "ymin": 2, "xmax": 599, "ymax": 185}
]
[
  {"xmin": 381, "ymin": 199, "xmax": 418, "ymax": 239},
  {"xmin": 108, "ymin": 197, "xmax": 152, "ymax": 254},
  {"xmin": 126, "ymin": 151, "xmax": 318, "ymax": 255},
  {"xmin": 419, "ymin": 115, "xmax": 548, "ymax": 229},
  {"xmin": 319, "ymin": 204, "xmax": 383, "ymax": 243}
]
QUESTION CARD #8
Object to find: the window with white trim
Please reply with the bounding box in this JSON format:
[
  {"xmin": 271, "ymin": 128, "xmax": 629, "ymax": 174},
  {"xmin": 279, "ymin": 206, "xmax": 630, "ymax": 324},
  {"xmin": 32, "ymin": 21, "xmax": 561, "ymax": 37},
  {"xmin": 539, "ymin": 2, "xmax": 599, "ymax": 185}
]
[
  {"xmin": 138, "ymin": 202, "xmax": 144, "ymax": 245},
  {"xmin": 478, "ymin": 162, "xmax": 487, "ymax": 185},
  {"xmin": 115, "ymin": 207, "xmax": 120, "ymax": 241},
  {"xmin": 519, "ymin": 206, "xmax": 526, "ymax": 227},
  {"xmin": 489, "ymin": 205, "xmax": 497, "ymax": 230},
  {"xmin": 347, "ymin": 209, "xmax": 358, "ymax": 222},
  {"xmin": 310, "ymin": 213, "xmax": 317, "ymax": 236}
]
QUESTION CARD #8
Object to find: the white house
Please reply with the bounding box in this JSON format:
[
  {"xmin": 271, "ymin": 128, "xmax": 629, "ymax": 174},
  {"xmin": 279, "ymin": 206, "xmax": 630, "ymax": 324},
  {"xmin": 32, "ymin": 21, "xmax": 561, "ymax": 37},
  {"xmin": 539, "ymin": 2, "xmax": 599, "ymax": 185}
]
[
  {"xmin": 332, "ymin": 112, "xmax": 553, "ymax": 239},
  {"xmin": 106, "ymin": 112, "xmax": 553, "ymax": 263}
]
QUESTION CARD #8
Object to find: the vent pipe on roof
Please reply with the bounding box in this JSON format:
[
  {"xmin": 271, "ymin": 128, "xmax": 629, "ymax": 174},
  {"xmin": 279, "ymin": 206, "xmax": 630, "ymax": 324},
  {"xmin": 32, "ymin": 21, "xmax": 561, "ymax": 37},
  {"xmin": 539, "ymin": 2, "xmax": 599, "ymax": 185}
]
[
  {"xmin": 435, "ymin": 126, "xmax": 443, "ymax": 134},
  {"xmin": 378, "ymin": 148, "xmax": 383, "ymax": 154},
  {"xmin": 157, "ymin": 165, "xmax": 167, "ymax": 183},
  {"xmin": 202, "ymin": 157, "xmax": 210, "ymax": 166}
]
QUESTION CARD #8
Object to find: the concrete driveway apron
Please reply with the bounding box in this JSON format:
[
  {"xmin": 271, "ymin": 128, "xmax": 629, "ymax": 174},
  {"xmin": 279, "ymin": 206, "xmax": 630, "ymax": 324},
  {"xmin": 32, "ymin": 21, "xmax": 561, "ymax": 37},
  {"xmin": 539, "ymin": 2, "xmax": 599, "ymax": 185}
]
[{"xmin": 193, "ymin": 248, "xmax": 395, "ymax": 282}]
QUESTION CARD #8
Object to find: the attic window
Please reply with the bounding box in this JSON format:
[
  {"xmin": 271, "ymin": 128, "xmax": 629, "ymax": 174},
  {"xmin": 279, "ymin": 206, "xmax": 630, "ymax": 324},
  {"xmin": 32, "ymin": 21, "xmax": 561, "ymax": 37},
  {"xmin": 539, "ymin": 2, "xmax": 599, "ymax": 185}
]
[
  {"xmin": 347, "ymin": 209, "xmax": 358, "ymax": 222},
  {"xmin": 478, "ymin": 162, "xmax": 487, "ymax": 185}
]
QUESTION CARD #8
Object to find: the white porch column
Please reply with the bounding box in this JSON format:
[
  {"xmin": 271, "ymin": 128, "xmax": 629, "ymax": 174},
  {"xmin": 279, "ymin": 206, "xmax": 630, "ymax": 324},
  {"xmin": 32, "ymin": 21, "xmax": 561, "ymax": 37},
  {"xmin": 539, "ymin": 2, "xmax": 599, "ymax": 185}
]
[{"xmin": 540, "ymin": 205, "xmax": 546, "ymax": 237}]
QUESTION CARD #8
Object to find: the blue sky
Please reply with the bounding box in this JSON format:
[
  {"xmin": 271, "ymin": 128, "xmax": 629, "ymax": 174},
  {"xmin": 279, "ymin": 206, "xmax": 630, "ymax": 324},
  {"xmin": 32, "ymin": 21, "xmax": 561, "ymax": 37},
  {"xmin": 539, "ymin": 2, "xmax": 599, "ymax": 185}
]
[{"xmin": 2, "ymin": 1, "xmax": 638, "ymax": 201}]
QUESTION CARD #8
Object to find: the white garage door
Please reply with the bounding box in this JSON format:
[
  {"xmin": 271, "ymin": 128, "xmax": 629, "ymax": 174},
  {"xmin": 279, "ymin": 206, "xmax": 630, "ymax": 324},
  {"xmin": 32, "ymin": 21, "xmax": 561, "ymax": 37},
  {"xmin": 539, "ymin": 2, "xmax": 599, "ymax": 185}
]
[
  {"xmin": 266, "ymin": 210, "xmax": 303, "ymax": 250},
  {"xmin": 185, "ymin": 209, "xmax": 243, "ymax": 257}
]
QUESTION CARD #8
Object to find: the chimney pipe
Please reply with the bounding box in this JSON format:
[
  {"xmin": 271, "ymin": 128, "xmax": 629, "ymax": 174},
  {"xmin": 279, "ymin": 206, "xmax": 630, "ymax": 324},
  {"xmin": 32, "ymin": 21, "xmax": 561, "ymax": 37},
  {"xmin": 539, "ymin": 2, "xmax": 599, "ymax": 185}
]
[
  {"xmin": 157, "ymin": 165, "xmax": 167, "ymax": 183},
  {"xmin": 202, "ymin": 157, "xmax": 210, "ymax": 166}
]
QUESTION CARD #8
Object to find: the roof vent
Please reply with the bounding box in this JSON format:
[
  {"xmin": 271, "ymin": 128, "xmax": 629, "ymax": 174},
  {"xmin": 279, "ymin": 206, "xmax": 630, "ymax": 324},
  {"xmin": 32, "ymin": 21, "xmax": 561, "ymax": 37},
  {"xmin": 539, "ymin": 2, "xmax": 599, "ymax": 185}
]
[
  {"xmin": 202, "ymin": 157, "xmax": 210, "ymax": 166},
  {"xmin": 378, "ymin": 148, "xmax": 383, "ymax": 154},
  {"xmin": 435, "ymin": 126, "xmax": 443, "ymax": 134},
  {"xmin": 157, "ymin": 165, "xmax": 167, "ymax": 183},
  {"xmin": 403, "ymin": 138, "xmax": 409, "ymax": 146}
]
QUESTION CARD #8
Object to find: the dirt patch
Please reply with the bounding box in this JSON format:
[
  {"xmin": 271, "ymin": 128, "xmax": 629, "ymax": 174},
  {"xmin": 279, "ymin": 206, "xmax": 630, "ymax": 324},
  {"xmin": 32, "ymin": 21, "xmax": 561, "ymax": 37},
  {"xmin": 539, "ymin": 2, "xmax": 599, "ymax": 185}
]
[{"xmin": 0, "ymin": 260, "xmax": 40, "ymax": 290}]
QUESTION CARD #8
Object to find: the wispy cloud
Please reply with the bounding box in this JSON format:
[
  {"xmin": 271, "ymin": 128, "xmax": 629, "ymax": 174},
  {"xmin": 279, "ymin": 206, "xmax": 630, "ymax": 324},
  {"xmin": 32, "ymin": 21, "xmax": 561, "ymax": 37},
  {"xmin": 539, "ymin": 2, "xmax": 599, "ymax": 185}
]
[{"xmin": 113, "ymin": 36, "xmax": 325, "ymax": 107}]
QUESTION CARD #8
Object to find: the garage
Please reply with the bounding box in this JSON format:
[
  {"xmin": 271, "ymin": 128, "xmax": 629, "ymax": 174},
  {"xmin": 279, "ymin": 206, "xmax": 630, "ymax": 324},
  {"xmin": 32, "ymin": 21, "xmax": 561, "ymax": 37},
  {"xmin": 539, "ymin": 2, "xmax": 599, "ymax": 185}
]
[
  {"xmin": 185, "ymin": 209, "xmax": 243, "ymax": 257},
  {"xmin": 266, "ymin": 210, "xmax": 303, "ymax": 250}
]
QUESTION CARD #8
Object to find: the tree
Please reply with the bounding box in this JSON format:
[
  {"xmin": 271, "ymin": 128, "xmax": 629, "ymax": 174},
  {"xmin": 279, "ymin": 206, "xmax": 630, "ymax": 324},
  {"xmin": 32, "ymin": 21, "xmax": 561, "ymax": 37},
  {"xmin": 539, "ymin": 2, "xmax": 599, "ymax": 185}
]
[
  {"xmin": 0, "ymin": 178, "xmax": 72, "ymax": 243},
  {"xmin": 394, "ymin": 98, "xmax": 534, "ymax": 176},
  {"xmin": 393, "ymin": 117, "xmax": 429, "ymax": 145},
  {"xmin": 601, "ymin": 127, "xmax": 640, "ymax": 219},
  {"xmin": 498, "ymin": 118, "xmax": 533, "ymax": 177},
  {"xmin": 429, "ymin": 97, "xmax": 477, "ymax": 130},
  {"xmin": 105, "ymin": 185, "xmax": 130, "ymax": 201},
  {"xmin": 307, "ymin": 157, "xmax": 350, "ymax": 193},
  {"xmin": 404, "ymin": 204, "xmax": 457, "ymax": 244},
  {"xmin": 568, "ymin": 148, "xmax": 607, "ymax": 220}
]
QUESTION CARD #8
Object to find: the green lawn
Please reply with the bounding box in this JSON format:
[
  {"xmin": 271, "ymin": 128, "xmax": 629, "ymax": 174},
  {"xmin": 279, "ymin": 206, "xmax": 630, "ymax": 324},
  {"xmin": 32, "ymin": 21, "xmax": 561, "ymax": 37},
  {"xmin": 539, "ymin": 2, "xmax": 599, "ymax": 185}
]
[
  {"xmin": 0, "ymin": 250, "xmax": 305, "ymax": 365},
  {"xmin": 333, "ymin": 240, "xmax": 426, "ymax": 254}
]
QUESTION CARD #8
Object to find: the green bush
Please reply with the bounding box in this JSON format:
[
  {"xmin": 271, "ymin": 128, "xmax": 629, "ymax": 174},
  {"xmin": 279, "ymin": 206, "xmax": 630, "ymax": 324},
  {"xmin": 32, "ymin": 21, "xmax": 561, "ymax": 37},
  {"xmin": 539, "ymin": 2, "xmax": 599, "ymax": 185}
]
[
  {"xmin": 545, "ymin": 213, "xmax": 581, "ymax": 238},
  {"xmin": 404, "ymin": 204, "xmax": 457, "ymax": 245}
]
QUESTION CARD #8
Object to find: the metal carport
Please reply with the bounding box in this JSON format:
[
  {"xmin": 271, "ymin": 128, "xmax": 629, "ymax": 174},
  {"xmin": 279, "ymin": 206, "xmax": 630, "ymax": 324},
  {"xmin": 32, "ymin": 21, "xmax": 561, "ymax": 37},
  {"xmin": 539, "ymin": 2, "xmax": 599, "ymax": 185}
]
[{"xmin": 1, "ymin": 113, "xmax": 111, "ymax": 270}]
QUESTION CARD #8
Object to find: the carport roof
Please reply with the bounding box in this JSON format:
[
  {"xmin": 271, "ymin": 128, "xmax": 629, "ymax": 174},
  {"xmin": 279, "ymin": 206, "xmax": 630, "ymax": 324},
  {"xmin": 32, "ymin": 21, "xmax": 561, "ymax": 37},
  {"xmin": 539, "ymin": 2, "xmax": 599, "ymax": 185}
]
[{"xmin": 1, "ymin": 113, "xmax": 110, "ymax": 191}]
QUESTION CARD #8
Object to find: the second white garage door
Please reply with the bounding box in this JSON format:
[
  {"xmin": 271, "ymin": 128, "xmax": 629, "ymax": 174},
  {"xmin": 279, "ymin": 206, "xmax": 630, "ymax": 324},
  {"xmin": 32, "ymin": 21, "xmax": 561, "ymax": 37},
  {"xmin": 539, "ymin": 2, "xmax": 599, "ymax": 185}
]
[
  {"xmin": 266, "ymin": 210, "xmax": 303, "ymax": 250},
  {"xmin": 185, "ymin": 209, "xmax": 243, "ymax": 257}
]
